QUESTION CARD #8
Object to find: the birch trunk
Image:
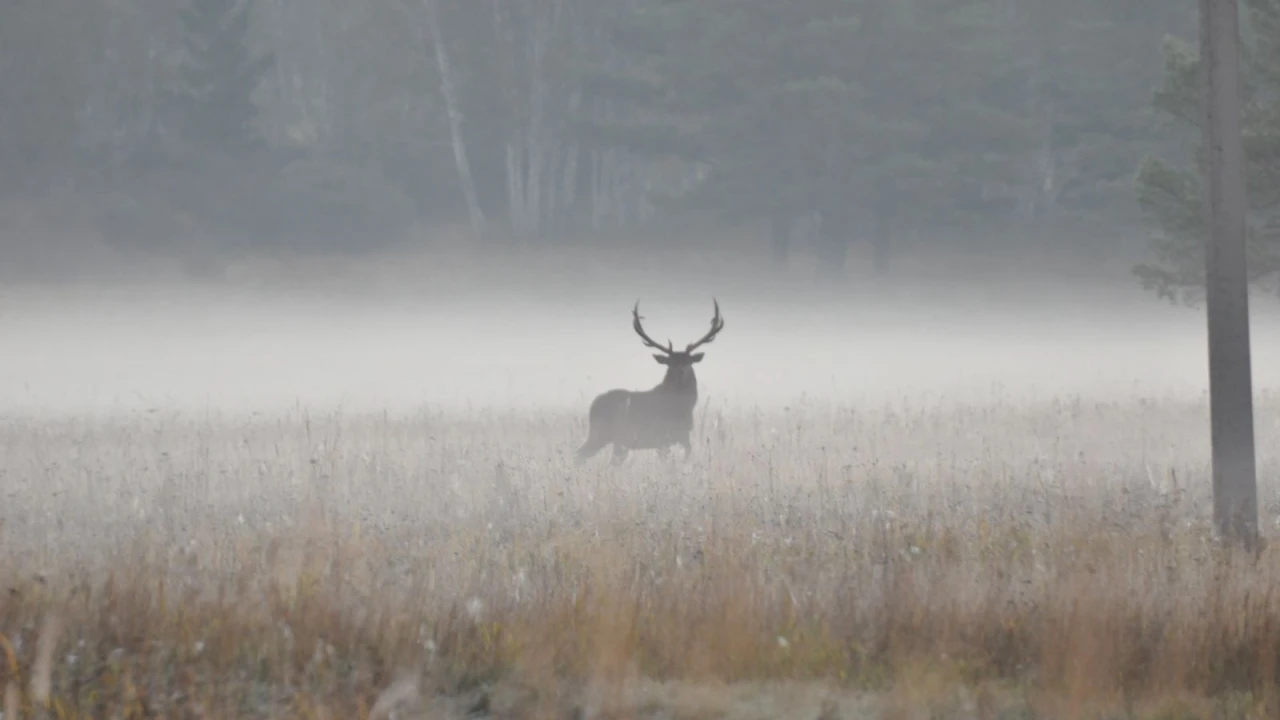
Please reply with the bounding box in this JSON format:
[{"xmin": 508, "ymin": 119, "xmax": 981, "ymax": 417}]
[
  {"xmin": 424, "ymin": 0, "xmax": 486, "ymax": 239},
  {"xmin": 522, "ymin": 0, "xmax": 560, "ymax": 240},
  {"xmin": 490, "ymin": 0, "xmax": 529, "ymax": 237}
]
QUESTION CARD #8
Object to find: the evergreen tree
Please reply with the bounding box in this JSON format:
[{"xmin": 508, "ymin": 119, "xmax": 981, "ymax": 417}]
[
  {"xmin": 0, "ymin": 0, "xmax": 98, "ymax": 191},
  {"xmin": 583, "ymin": 0, "xmax": 1032, "ymax": 272},
  {"xmin": 581, "ymin": 0, "xmax": 1191, "ymax": 271},
  {"xmin": 1134, "ymin": 0, "xmax": 1280, "ymax": 303},
  {"xmin": 168, "ymin": 0, "xmax": 274, "ymax": 159}
]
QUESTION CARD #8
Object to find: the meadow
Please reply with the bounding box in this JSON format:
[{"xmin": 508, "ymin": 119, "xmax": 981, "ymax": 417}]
[
  {"xmin": 3, "ymin": 254, "xmax": 1280, "ymax": 718},
  {"xmin": 3, "ymin": 393, "xmax": 1280, "ymax": 718}
]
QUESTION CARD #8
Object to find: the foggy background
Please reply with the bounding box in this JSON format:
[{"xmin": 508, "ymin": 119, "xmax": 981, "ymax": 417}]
[
  {"xmin": 2, "ymin": 0, "xmax": 1279, "ymax": 419},
  {"xmin": 6, "ymin": 276, "xmax": 1280, "ymax": 418}
]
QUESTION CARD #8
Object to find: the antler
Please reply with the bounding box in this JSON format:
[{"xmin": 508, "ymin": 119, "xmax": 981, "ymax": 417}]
[
  {"xmin": 685, "ymin": 298, "xmax": 725, "ymax": 352},
  {"xmin": 632, "ymin": 301, "xmax": 674, "ymax": 354}
]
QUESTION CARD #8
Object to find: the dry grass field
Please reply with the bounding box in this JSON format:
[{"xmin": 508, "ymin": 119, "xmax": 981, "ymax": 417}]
[
  {"xmin": 4, "ymin": 259, "xmax": 1280, "ymax": 718},
  {"xmin": 2, "ymin": 394, "xmax": 1280, "ymax": 719}
]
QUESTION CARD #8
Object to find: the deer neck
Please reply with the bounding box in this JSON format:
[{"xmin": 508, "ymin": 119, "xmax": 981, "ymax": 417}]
[{"xmin": 656, "ymin": 367, "xmax": 698, "ymax": 402}]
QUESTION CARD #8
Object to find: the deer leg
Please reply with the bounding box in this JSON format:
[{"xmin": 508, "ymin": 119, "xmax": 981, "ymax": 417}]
[
  {"xmin": 576, "ymin": 436, "xmax": 607, "ymax": 463},
  {"xmin": 611, "ymin": 445, "xmax": 629, "ymax": 465}
]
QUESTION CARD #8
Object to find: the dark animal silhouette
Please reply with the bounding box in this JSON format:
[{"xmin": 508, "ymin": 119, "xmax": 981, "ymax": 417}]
[{"xmin": 577, "ymin": 299, "xmax": 725, "ymax": 464}]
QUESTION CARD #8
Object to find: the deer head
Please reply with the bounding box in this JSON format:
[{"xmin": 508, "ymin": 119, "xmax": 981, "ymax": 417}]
[{"xmin": 632, "ymin": 299, "xmax": 725, "ymax": 387}]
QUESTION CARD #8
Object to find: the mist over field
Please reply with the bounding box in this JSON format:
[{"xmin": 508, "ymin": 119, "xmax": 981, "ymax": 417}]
[
  {"xmin": 6, "ymin": 260, "xmax": 1280, "ymax": 717},
  {"xmin": 4, "ymin": 267, "xmax": 1278, "ymax": 418},
  {"xmin": 9, "ymin": 263, "xmax": 1280, "ymax": 718}
]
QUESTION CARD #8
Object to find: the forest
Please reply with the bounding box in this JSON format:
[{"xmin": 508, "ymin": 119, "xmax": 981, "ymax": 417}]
[{"xmin": 4, "ymin": 0, "xmax": 1264, "ymax": 297}]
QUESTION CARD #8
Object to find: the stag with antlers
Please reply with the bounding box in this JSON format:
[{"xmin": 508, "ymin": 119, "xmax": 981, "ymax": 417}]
[{"xmin": 576, "ymin": 299, "xmax": 725, "ymax": 464}]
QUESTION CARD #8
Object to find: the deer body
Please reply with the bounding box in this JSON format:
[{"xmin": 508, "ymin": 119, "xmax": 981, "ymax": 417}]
[{"xmin": 577, "ymin": 300, "xmax": 723, "ymax": 464}]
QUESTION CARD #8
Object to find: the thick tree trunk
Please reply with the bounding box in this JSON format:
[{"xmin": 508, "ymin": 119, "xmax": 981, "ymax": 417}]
[{"xmin": 424, "ymin": 0, "xmax": 486, "ymax": 239}]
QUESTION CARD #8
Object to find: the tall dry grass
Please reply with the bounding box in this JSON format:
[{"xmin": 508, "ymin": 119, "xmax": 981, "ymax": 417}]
[{"xmin": 0, "ymin": 394, "xmax": 1279, "ymax": 718}]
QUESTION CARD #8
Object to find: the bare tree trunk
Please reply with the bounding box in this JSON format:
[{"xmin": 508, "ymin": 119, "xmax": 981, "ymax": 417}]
[
  {"xmin": 1013, "ymin": 0, "xmax": 1060, "ymax": 227},
  {"xmin": 524, "ymin": 0, "xmax": 567, "ymax": 239},
  {"xmin": 483, "ymin": 0, "xmax": 602, "ymax": 238},
  {"xmin": 1026, "ymin": 87, "xmax": 1057, "ymax": 226},
  {"xmin": 490, "ymin": 0, "xmax": 530, "ymax": 237},
  {"xmin": 507, "ymin": 142, "xmax": 527, "ymax": 233},
  {"xmin": 1201, "ymin": 0, "xmax": 1258, "ymax": 548},
  {"xmin": 525, "ymin": 4, "xmax": 548, "ymax": 238},
  {"xmin": 560, "ymin": 139, "xmax": 578, "ymax": 232},
  {"xmin": 261, "ymin": 0, "xmax": 331, "ymax": 144},
  {"xmin": 424, "ymin": 0, "xmax": 486, "ymax": 239}
]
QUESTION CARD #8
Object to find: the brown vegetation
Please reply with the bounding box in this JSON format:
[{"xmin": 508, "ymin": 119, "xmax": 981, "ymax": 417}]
[{"xmin": 0, "ymin": 395, "xmax": 1278, "ymax": 718}]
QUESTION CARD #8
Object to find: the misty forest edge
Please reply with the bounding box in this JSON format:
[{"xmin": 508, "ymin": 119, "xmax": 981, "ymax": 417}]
[{"xmin": 4, "ymin": 0, "xmax": 1280, "ymax": 300}]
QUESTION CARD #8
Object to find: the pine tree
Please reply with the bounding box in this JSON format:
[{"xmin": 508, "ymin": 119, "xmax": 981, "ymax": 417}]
[
  {"xmin": 590, "ymin": 0, "xmax": 1027, "ymax": 273},
  {"xmin": 580, "ymin": 0, "xmax": 1190, "ymax": 273},
  {"xmin": 169, "ymin": 0, "xmax": 274, "ymax": 159},
  {"xmin": 1134, "ymin": 0, "xmax": 1280, "ymax": 303}
]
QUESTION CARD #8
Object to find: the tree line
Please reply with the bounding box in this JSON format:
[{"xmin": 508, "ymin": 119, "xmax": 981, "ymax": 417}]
[{"xmin": 5, "ymin": 0, "xmax": 1280, "ymax": 296}]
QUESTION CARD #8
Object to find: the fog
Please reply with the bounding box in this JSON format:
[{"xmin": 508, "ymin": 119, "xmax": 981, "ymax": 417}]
[
  {"xmin": 0, "ymin": 0, "xmax": 1248, "ymax": 423},
  {"xmin": 3, "ymin": 271, "xmax": 1277, "ymax": 419}
]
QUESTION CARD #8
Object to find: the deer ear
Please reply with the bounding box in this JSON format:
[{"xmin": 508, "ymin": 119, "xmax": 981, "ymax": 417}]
[
  {"xmin": 690, "ymin": 353, "xmax": 705, "ymax": 363},
  {"xmin": 653, "ymin": 354, "xmax": 671, "ymax": 364}
]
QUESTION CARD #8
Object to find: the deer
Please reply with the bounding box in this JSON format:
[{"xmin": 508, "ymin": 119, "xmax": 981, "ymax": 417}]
[{"xmin": 576, "ymin": 299, "xmax": 725, "ymax": 464}]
